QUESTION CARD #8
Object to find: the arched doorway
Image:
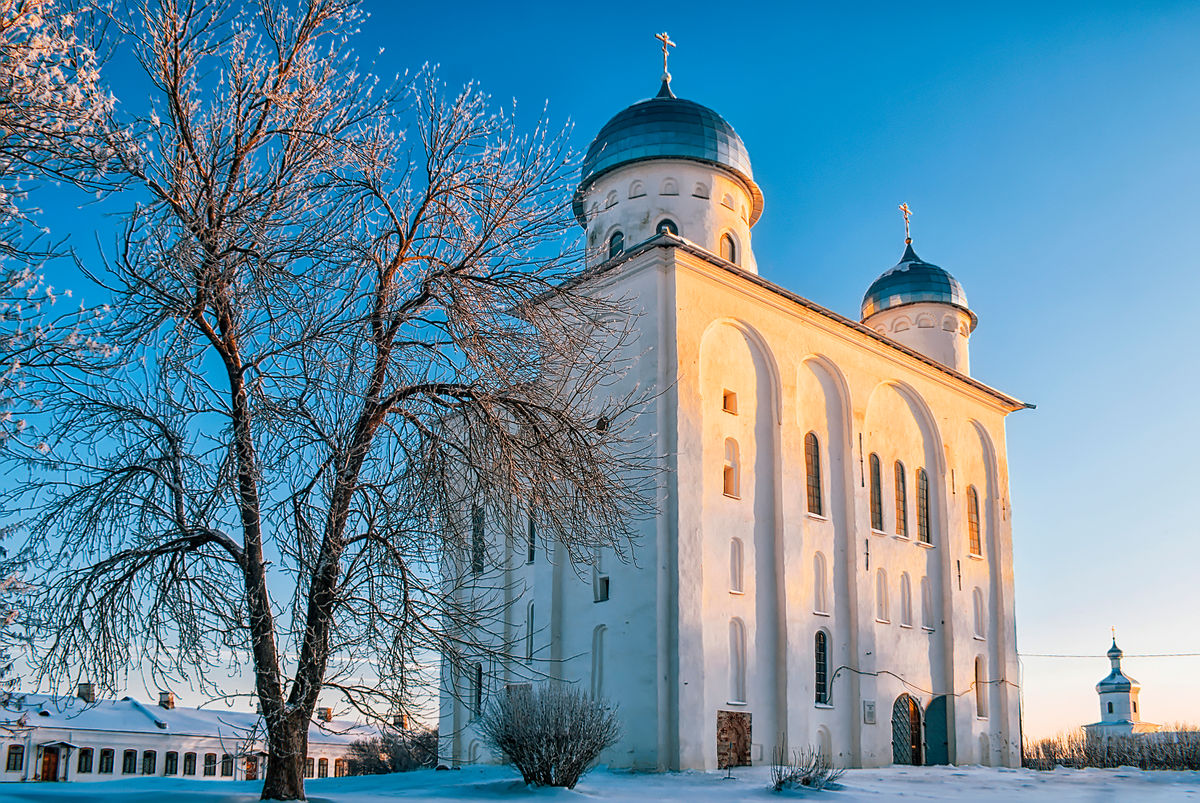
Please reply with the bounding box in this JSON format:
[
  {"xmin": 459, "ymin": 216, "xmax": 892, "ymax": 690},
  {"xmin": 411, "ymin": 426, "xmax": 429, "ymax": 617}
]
[{"xmin": 891, "ymin": 694, "xmax": 923, "ymax": 765}]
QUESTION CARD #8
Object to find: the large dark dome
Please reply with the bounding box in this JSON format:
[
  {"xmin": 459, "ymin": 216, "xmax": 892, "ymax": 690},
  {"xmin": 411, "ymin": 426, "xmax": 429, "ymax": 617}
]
[{"xmin": 574, "ymin": 80, "xmax": 761, "ymax": 225}]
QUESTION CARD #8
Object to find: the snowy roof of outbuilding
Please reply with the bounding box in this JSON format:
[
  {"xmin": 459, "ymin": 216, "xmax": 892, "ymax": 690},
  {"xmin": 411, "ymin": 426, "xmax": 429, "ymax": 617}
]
[{"xmin": 0, "ymin": 693, "xmax": 373, "ymax": 745}]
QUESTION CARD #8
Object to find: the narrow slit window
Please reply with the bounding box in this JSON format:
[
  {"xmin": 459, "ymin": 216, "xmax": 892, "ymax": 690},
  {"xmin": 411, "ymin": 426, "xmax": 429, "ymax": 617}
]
[
  {"xmin": 729, "ymin": 618, "xmax": 747, "ymax": 702},
  {"xmin": 917, "ymin": 468, "xmax": 931, "ymax": 544},
  {"xmin": 967, "ymin": 485, "xmax": 982, "ymax": 555},
  {"xmin": 875, "ymin": 569, "xmax": 889, "ymax": 622},
  {"xmin": 815, "ymin": 630, "xmax": 829, "ymax": 704},
  {"xmin": 813, "ymin": 551, "xmax": 828, "ymax": 613},
  {"xmin": 730, "ymin": 538, "xmax": 744, "ymax": 593},
  {"xmin": 471, "ymin": 505, "xmax": 484, "ymax": 575},
  {"xmin": 720, "ymin": 233, "xmax": 737, "ymax": 264},
  {"xmin": 804, "ymin": 432, "xmax": 823, "ymax": 516},
  {"xmin": 723, "ymin": 438, "xmax": 740, "ymax": 498},
  {"xmin": 869, "ymin": 453, "xmax": 883, "ymax": 530}
]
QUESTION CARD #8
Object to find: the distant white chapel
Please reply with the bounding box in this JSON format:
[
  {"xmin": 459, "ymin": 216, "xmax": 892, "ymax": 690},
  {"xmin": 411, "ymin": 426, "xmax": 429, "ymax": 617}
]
[
  {"xmin": 440, "ymin": 40, "xmax": 1028, "ymax": 771},
  {"xmin": 1083, "ymin": 638, "xmax": 1159, "ymax": 739}
]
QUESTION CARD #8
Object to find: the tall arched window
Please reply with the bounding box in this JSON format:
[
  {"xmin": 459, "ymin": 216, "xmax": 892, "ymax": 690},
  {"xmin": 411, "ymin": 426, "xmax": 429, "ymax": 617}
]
[
  {"xmin": 814, "ymin": 630, "xmax": 829, "ymax": 704},
  {"xmin": 656, "ymin": 218, "xmax": 678, "ymax": 235},
  {"xmin": 608, "ymin": 231, "xmax": 624, "ymax": 259},
  {"xmin": 723, "ymin": 438, "xmax": 740, "ymax": 498},
  {"xmin": 894, "ymin": 461, "xmax": 908, "ymax": 537},
  {"xmin": 813, "ymin": 551, "xmax": 828, "ymax": 613},
  {"xmin": 729, "ymin": 618, "xmax": 747, "ymax": 702},
  {"xmin": 720, "ymin": 233, "xmax": 737, "ymax": 264},
  {"xmin": 804, "ymin": 432, "xmax": 823, "ymax": 515},
  {"xmin": 471, "ymin": 505, "xmax": 484, "ymax": 575},
  {"xmin": 920, "ymin": 576, "xmax": 934, "ymax": 630},
  {"xmin": 899, "ymin": 572, "xmax": 913, "ymax": 627},
  {"xmin": 875, "ymin": 569, "xmax": 889, "ymax": 622},
  {"xmin": 967, "ymin": 485, "xmax": 982, "ymax": 555},
  {"xmin": 525, "ymin": 601, "xmax": 535, "ymax": 663},
  {"xmin": 730, "ymin": 538, "xmax": 744, "ymax": 593},
  {"xmin": 973, "ymin": 587, "xmax": 985, "ymax": 638},
  {"xmin": 591, "ymin": 625, "xmax": 606, "ymax": 699},
  {"xmin": 472, "ymin": 662, "xmax": 484, "ymax": 716},
  {"xmin": 917, "ymin": 468, "xmax": 931, "ymax": 544},
  {"xmin": 975, "ymin": 656, "xmax": 988, "ymax": 718},
  {"xmin": 869, "ymin": 453, "xmax": 883, "ymax": 530}
]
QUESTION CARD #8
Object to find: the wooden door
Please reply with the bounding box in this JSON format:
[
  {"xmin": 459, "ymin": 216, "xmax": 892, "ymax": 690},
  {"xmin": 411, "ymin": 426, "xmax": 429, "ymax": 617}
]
[
  {"xmin": 245, "ymin": 755, "xmax": 258, "ymax": 781},
  {"xmin": 925, "ymin": 695, "xmax": 950, "ymax": 765},
  {"xmin": 716, "ymin": 710, "xmax": 752, "ymax": 768},
  {"xmin": 40, "ymin": 747, "xmax": 59, "ymax": 781}
]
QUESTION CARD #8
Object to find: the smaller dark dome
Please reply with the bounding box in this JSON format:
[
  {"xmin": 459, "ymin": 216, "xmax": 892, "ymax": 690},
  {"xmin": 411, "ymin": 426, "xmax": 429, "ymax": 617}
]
[{"xmin": 861, "ymin": 242, "xmax": 973, "ymax": 325}]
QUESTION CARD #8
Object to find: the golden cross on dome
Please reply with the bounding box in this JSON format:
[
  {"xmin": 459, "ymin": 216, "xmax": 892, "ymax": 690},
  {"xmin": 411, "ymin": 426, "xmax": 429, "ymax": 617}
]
[
  {"xmin": 899, "ymin": 202, "xmax": 913, "ymax": 242},
  {"xmin": 655, "ymin": 32, "xmax": 676, "ymax": 79}
]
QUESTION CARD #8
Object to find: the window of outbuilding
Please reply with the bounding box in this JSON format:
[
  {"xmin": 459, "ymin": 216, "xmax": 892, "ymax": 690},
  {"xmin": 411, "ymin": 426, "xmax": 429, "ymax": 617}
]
[
  {"xmin": 203, "ymin": 753, "xmax": 217, "ymax": 776},
  {"xmin": 5, "ymin": 745, "xmax": 23, "ymax": 772},
  {"xmin": 304, "ymin": 757, "xmax": 315, "ymax": 778},
  {"xmin": 142, "ymin": 750, "xmax": 156, "ymax": 775},
  {"xmin": 183, "ymin": 752, "xmax": 196, "ymax": 776},
  {"xmin": 98, "ymin": 748, "xmax": 114, "ymax": 774},
  {"xmin": 164, "ymin": 751, "xmax": 178, "ymax": 775},
  {"xmin": 77, "ymin": 747, "xmax": 93, "ymax": 773},
  {"xmin": 122, "ymin": 749, "xmax": 137, "ymax": 774},
  {"xmin": 221, "ymin": 754, "xmax": 234, "ymax": 777},
  {"xmin": 318, "ymin": 758, "xmax": 328, "ymax": 778}
]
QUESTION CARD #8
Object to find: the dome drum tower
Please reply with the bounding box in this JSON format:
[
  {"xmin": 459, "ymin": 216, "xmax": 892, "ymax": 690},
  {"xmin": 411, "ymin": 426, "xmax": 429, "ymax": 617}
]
[{"xmin": 574, "ymin": 79, "xmax": 763, "ymax": 273}]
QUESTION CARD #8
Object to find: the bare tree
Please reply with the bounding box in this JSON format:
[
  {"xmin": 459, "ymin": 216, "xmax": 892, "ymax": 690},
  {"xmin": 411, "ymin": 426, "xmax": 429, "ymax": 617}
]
[
  {"xmin": 3, "ymin": 0, "xmax": 652, "ymax": 799},
  {"xmin": 0, "ymin": 0, "xmax": 119, "ymax": 446}
]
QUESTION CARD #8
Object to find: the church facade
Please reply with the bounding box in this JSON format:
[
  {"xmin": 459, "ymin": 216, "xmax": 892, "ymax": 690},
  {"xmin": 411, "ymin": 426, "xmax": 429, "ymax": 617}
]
[{"xmin": 440, "ymin": 67, "xmax": 1027, "ymax": 771}]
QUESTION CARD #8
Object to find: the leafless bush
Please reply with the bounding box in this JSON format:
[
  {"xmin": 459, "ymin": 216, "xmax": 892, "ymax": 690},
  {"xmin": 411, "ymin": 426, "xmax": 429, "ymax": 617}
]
[
  {"xmin": 769, "ymin": 745, "xmax": 845, "ymax": 792},
  {"xmin": 477, "ymin": 683, "xmax": 619, "ymax": 789},
  {"xmin": 345, "ymin": 728, "xmax": 437, "ymax": 775},
  {"xmin": 1023, "ymin": 726, "xmax": 1200, "ymax": 771}
]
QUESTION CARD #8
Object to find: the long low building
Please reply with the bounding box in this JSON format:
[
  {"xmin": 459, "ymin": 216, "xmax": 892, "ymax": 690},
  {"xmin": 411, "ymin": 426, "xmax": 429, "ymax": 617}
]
[{"xmin": 1, "ymin": 686, "xmax": 371, "ymax": 783}]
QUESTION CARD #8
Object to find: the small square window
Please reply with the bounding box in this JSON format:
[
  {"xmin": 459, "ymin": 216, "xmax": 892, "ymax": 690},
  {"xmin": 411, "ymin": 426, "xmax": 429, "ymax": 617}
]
[{"xmin": 722, "ymin": 390, "xmax": 738, "ymax": 414}]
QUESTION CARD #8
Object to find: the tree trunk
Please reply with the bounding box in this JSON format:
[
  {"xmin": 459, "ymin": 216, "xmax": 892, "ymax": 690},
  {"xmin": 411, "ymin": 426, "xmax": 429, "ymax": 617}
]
[{"xmin": 260, "ymin": 719, "xmax": 309, "ymax": 801}]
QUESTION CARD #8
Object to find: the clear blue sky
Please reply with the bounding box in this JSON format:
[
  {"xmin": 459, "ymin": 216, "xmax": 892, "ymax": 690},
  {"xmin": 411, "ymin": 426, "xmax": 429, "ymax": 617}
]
[{"xmin": 34, "ymin": 1, "xmax": 1200, "ymax": 737}]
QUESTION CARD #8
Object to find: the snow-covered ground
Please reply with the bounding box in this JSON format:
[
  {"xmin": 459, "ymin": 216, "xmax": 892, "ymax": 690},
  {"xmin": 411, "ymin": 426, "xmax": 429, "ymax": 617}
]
[{"xmin": 0, "ymin": 764, "xmax": 1198, "ymax": 802}]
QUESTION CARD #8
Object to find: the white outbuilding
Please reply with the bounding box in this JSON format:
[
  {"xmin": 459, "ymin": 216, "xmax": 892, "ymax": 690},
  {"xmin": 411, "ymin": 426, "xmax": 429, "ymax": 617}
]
[
  {"xmin": 1, "ymin": 685, "xmax": 367, "ymax": 783},
  {"xmin": 1083, "ymin": 639, "xmax": 1160, "ymax": 739},
  {"xmin": 441, "ymin": 57, "xmax": 1028, "ymax": 772}
]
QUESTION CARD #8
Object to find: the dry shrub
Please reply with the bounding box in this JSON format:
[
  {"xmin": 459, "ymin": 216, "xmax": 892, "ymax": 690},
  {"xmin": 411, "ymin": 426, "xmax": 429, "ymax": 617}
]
[
  {"xmin": 769, "ymin": 745, "xmax": 845, "ymax": 792},
  {"xmin": 477, "ymin": 683, "xmax": 619, "ymax": 788},
  {"xmin": 1023, "ymin": 725, "xmax": 1200, "ymax": 771}
]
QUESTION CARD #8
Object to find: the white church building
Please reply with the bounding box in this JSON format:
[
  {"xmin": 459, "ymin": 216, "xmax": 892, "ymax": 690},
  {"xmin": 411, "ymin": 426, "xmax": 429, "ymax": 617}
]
[
  {"xmin": 1083, "ymin": 639, "xmax": 1160, "ymax": 740},
  {"xmin": 440, "ymin": 53, "xmax": 1028, "ymax": 771}
]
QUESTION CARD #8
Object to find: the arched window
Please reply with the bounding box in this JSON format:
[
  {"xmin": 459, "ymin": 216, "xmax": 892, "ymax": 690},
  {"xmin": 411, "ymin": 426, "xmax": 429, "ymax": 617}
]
[
  {"xmin": 973, "ymin": 587, "xmax": 985, "ymax": 638},
  {"xmin": 525, "ymin": 601, "xmax": 535, "ymax": 663},
  {"xmin": 894, "ymin": 461, "xmax": 908, "ymax": 537},
  {"xmin": 804, "ymin": 432, "xmax": 823, "ymax": 515},
  {"xmin": 967, "ymin": 485, "xmax": 982, "ymax": 555},
  {"xmin": 122, "ymin": 749, "xmax": 137, "ymax": 774},
  {"xmin": 869, "ymin": 453, "xmax": 883, "ymax": 530},
  {"xmin": 604, "ymin": 189, "xmax": 618, "ymax": 209},
  {"xmin": 183, "ymin": 752, "xmax": 196, "ymax": 776},
  {"xmin": 608, "ymin": 231, "xmax": 624, "ymax": 259},
  {"xmin": 729, "ymin": 619, "xmax": 747, "ymax": 702},
  {"xmin": 917, "ymin": 468, "xmax": 931, "ymax": 544},
  {"xmin": 656, "ymin": 218, "xmax": 678, "ymax": 235},
  {"xmin": 720, "ymin": 233, "xmax": 737, "ymax": 264},
  {"xmin": 899, "ymin": 572, "xmax": 913, "ymax": 627},
  {"xmin": 78, "ymin": 748, "xmax": 94, "ymax": 774},
  {"xmin": 318, "ymin": 757, "xmax": 328, "ymax": 778},
  {"xmin": 220, "ymin": 753, "xmax": 233, "ymax": 777},
  {"xmin": 164, "ymin": 751, "xmax": 177, "ymax": 776},
  {"xmin": 723, "ymin": 438, "xmax": 740, "ymax": 498},
  {"xmin": 730, "ymin": 538, "xmax": 744, "ymax": 593},
  {"xmin": 526, "ymin": 513, "xmax": 536, "ymax": 564},
  {"xmin": 975, "ymin": 657, "xmax": 988, "ymax": 718},
  {"xmin": 875, "ymin": 569, "xmax": 889, "ymax": 622},
  {"xmin": 813, "ymin": 551, "xmax": 828, "ymax": 613},
  {"xmin": 591, "ymin": 625, "xmax": 606, "ymax": 699},
  {"xmin": 814, "ymin": 630, "xmax": 829, "ymax": 704},
  {"xmin": 628, "ymin": 180, "xmax": 646, "ymax": 198},
  {"xmin": 472, "ymin": 662, "xmax": 484, "ymax": 716},
  {"xmin": 920, "ymin": 576, "xmax": 933, "ymax": 630},
  {"xmin": 471, "ymin": 505, "xmax": 484, "ymax": 575},
  {"xmin": 1108, "ymin": 701, "xmax": 1114, "ymax": 714}
]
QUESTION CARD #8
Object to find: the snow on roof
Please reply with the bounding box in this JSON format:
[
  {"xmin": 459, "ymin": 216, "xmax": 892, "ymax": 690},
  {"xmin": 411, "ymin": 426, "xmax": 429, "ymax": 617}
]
[{"xmin": 0, "ymin": 693, "xmax": 374, "ymax": 746}]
